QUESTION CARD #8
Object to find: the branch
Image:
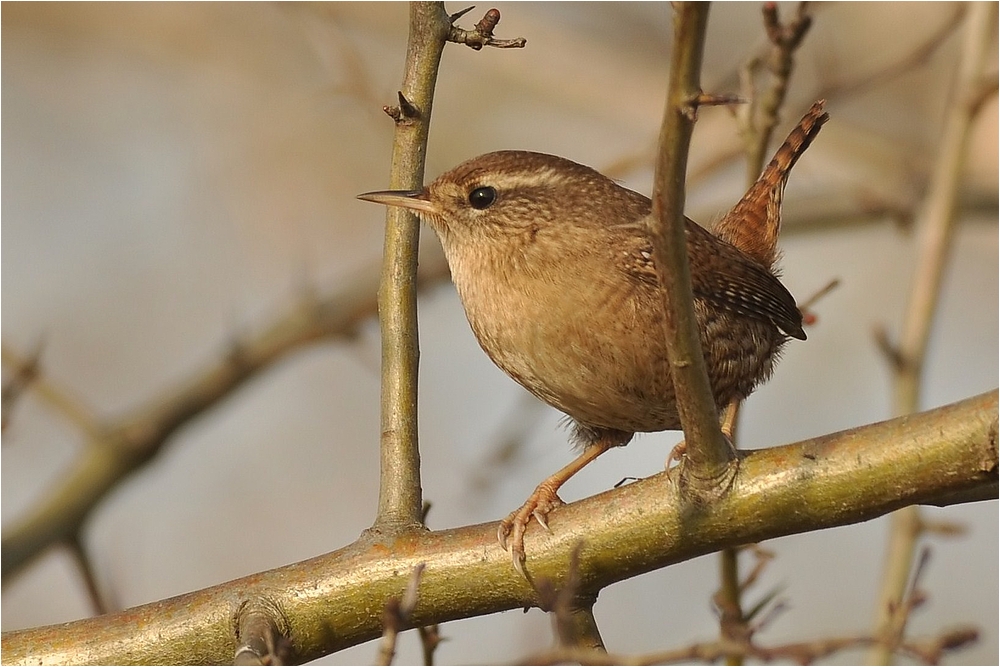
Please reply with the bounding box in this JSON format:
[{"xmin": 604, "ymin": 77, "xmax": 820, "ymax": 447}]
[
  {"xmin": 869, "ymin": 3, "xmax": 998, "ymax": 662},
  {"xmin": 372, "ymin": 2, "xmax": 453, "ymax": 532},
  {"xmin": 650, "ymin": 2, "xmax": 734, "ymax": 488},
  {"xmin": 520, "ymin": 625, "xmax": 979, "ymax": 665},
  {"xmin": 3, "ymin": 390, "xmax": 994, "ymax": 664},
  {"xmin": 446, "ymin": 7, "xmax": 526, "ymax": 50},
  {"xmin": 737, "ymin": 2, "xmax": 813, "ymax": 181},
  {"xmin": 0, "ymin": 255, "xmax": 450, "ymax": 582},
  {"xmin": 372, "ymin": 3, "xmax": 524, "ymax": 532},
  {"xmin": 1, "ymin": 342, "xmax": 100, "ymax": 439},
  {"xmin": 376, "ymin": 563, "xmax": 425, "ymax": 666}
]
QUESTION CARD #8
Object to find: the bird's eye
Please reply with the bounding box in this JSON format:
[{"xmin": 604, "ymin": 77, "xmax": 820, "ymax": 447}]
[{"xmin": 468, "ymin": 186, "xmax": 496, "ymax": 210}]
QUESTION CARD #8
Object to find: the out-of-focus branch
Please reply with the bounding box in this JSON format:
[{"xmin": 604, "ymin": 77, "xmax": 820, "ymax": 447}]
[
  {"xmin": 817, "ymin": 4, "xmax": 965, "ymax": 101},
  {"xmin": 869, "ymin": 4, "xmax": 997, "ymax": 663},
  {"xmin": 375, "ymin": 563, "xmax": 425, "ymax": 666},
  {"xmin": 536, "ymin": 543, "xmax": 605, "ymax": 653},
  {"xmin": 520, "ymin": 626, "xmax": 979, "ymax": 666},
  {"xmin": 3, "ymin": 390, "xmax": 994, "ymax": 665},
  {"xmin": 736, "ymin": 2, "xmax": 812, "ymax": 179},
  {"xmin": 0, "ymin": 253, "xmax": 449, "ymax": 582},
  {"xmin": 650, "ymin": 2, "xmax": 734, "ymax": 487},
  {"xmin": 1, "ymin": 343, "xmax": 100, "ymax": 439}
]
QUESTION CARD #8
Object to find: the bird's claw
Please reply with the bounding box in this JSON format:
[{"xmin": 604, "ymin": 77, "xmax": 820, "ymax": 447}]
[
  {"xmin": 496, "ymin": 488, "xmax": 565, "ymax": 577},
  {"xmin": 666, "ymin": 439, "xmax": 687, "ymax": 468}
]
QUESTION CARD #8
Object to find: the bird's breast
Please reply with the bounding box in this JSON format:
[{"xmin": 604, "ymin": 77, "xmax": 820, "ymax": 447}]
[{"xmin": 443, "ymin": 239, "xmax": 683, "ymax": 432}]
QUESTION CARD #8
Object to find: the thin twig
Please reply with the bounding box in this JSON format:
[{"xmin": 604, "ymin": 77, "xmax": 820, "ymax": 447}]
[
  {"xmin": 520, "ymin": 624, "xmax": 978, "ymax": 665},
  {"xmin": 66, "ymin": 534, "xmax": 108, "ymax": 616},
  {"xmin": 417, "ymin": 624, "xmax": 443, "ymax": 666},
  {"xmin": 376, "ymin": 563, "xmax": 426, "ymax": 666},
  {"xmin": 717, "ymin": 547, "xmax": 746, "ymax": 665},
  {"xmin": 1, "ymin": 341, "xmax": 42, "ymax": 433},
  {"xmin": 447, "ymin": 7, "xmax": 526, "ymax": 50},
  {"xmin": 736, "ymin": 2, "xmax": 813, "ymax": 180},
  {"xmin": 1, "ymin": 342, "xmax": 101, "ymax": 440}
]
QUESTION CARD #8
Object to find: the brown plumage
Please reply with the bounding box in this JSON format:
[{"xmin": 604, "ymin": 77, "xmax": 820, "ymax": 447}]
[{"xmin": 358, "ymin": 100, "xmax": 828, "ymax": 573}]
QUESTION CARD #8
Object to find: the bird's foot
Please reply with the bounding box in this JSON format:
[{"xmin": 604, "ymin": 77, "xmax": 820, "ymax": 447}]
[
  {"xmin": 666, "ymin": 439, "xmax": 687, "ymax": 468},
  {"xmin": 497, "ymin": 483, "xmax": 565, "ymax": 577}
]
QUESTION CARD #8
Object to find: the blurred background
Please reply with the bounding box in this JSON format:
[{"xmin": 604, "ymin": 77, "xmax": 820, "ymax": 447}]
[{"xmin": 2, "ymin": 2, "xmax": 997, "ymax": 664}]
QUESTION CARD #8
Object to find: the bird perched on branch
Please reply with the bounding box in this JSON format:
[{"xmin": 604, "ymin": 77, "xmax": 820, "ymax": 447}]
[{"xmin": 360, "ymin": 100, "xmax": 828, "ymax": 574}]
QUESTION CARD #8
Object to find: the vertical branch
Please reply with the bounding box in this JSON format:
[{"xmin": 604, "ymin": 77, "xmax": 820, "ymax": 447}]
[
  {"xmin": 719, "ymin": 6, "xmax": 812, "ymax": 659},
  {"xmin": 718, "ymin": 546, "xmax": 745, "ymax": 665},
  {"xmin": 869, "ymin": 3, "xmax": 997, "ymax": 663},
  {"xmin": 650, "ymin": 2, "xmax": 734, "ymax": 482},
  {"xmin": 374, "ymin": 2, "xmax": 452, "ymax": 530}
]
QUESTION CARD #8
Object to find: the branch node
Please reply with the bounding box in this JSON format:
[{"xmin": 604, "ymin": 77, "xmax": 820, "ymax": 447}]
[
  {"xmin": 234, "ymin": 598, "xmax": 292, "ymax": 666},
  {"xmin": 448, "ymin": 8, "xmax": 526, "ymax": 51},
  {"xmin": 383, "ymin": 92, "xmax": 420, "ymax": 124},
  {"xmin": 874, "ymin": 326, "xmax": 909, "ymax": 373}
]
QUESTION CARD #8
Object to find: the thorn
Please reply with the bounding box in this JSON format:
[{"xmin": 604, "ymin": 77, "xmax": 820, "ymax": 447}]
[
  {"xmin": 396, "ymin": 92, "xmax": 418, "ymax": 119},
  {"xmin": 449, "ymin": 5, "xmax": 476, "ymax": 23}
]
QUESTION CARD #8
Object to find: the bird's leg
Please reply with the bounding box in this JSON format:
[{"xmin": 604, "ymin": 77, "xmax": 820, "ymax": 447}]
[
  {"xmin": 720, "ymin": 400, "xmax": 740, "ymax": 439},
  {"xmin": 498, "ymin": 438, "xmax": 614, "ymax": 575}
]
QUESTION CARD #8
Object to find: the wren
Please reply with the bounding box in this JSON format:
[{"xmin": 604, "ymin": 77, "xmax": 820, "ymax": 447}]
[{"xmin": 359, "ymin": 100, "xmax": 828, "ymax": 573}]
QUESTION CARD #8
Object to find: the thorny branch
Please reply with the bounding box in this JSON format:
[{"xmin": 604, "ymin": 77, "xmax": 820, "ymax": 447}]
[
  {"xmin": 371, "ymin": 1, "xmax": 449, "ymax": 532},
  {"xmin": 371, "ymin": 3, "xmax": 524, "ymax": 534}
]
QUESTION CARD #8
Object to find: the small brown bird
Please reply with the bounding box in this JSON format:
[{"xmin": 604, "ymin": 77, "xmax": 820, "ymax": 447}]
[{"xmin": 360, "ymin": 101, "xmax": 828, "ymax": 573}]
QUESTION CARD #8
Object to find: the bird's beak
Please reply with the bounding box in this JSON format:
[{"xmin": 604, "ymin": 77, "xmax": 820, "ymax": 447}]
[{"xmin": 356, "ymin": 189, "xmax": 438, "ymax": 215}]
